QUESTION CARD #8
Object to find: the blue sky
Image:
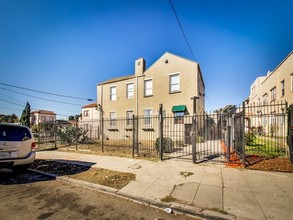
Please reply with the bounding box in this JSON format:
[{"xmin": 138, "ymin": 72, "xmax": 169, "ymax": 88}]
[{"xmin": 0, "ymin": 0, "xmax": 292, "ymax": 119}]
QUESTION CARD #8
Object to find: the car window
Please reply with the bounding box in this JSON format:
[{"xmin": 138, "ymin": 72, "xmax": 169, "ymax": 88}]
[{"xmin": 0, "ymin": 125, "xmax": 32, "ymax": 141}]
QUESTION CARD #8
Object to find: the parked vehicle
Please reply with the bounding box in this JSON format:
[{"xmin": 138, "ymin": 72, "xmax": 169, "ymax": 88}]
[{"xmin": 0, "ymin": 123, "xmax": 36, "ymax": 171}]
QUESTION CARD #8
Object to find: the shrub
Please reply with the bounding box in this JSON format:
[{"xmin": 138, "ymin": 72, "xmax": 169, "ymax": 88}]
[
  {"xmin": 245, "ymin": 132, "xmax": 256, "ymax": 145},
  {"xmin": 155, "ymin": 137, "xmax": 174, "ymax": 153}
]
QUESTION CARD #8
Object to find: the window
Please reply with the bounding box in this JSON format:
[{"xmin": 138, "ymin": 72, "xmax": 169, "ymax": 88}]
[
  {"xmin": 262, "ymin": 93, "xmax": 268, "ymax": 105},
  {"xmin": 144, "ymin": 109, "xmax": 152, "ymax": 125},
  {"xmin": 110, "ymin": 86, "xmax": 116, "ymax": 101},
  {"xmin": 126, "ymin": 110, "xmax": 134, "ymax": 125},
  {"xmin": 270, "ymin": 87, "xmax": 276, "ymax": 101},
  {"xmin": 83, "ymin": 110, "xmax": 89, "ymax": 117},
  {"xmin": 126, "ymin": 83, "xmax": 134, "ymax": 99},
  {"xmin": 174, "ymin": 111, "xmax": 184, "ymax": 124},
  {"xmin": 144, "ymin": 79, "xmax": 152, "ymax": 96},
  {"xmin": 170, "ymin": 74, "xmax": 180, "ymax": 93},
  {"xmin": 291, "ymin": 74, "xmax": 293, "ymax": 92},
  {"xmin": 110, "ymin": 112, "xmax": 117, "ymax": 126},
  {"xmin": 281, "ymin": 80, "xmax": 285, "ymax": 96},
  {"xmin": 49, "ymin": 116, "xmax": 54, "ymax": 122},
  {"xmin": 84, "ymin": 124, "xmax": 89, "ymax": 131},
  {"xmin": 41, "ymin": 116, "xmax": 46, "ymax": 122}
]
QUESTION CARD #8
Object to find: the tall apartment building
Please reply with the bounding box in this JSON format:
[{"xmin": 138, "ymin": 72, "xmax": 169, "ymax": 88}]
[{"xmin": 97, "ymin": 52, "xmax": 205, "ymax": 120}]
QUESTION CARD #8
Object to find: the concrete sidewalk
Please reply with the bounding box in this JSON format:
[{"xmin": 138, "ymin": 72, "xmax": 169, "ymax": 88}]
[{"xmin": 36, "ymin": 151, "xmax": 293, "ymax": 220}]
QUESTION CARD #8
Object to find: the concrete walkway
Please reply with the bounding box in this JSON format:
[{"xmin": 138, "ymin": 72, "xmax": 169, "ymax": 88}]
[{"xmin": 36, "ymin": 151, "xmax": 293, "ymax": 220}]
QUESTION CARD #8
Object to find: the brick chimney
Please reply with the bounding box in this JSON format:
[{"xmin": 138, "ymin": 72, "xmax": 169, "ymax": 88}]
[{"xmin": 135, "ymin": 57, "xmax": 146, "ymax": 75}]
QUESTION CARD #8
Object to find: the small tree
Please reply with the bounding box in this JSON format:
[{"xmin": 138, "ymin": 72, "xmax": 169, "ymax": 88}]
[
  {"xmin": 68, "ymin": 115, "xmax": 75, "ymax": 121},
  {"xmin": 20, "ymin": 102, "xmax": 31, "ymax": 127}
]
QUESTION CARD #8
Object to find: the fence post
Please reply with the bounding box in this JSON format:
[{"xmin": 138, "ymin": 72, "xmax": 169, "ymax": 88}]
[
  {"xmin": 159, "ymin": 104, "xmax": 163, "ymax": 161},
  {"xmin": 288, "ymin": 104, "xmax": 293, "ymax": 164},
  {"xmin": 242, "ymin": 101, "xmax": 246, "ymax": 166},
  {"xmin": 132, "ymin": 114, "xmax": 135, "ymax": 158},
  {"xmin": 101, "ymin": 115, "xmax": 104, "ymax": 152},
  {"xmin": 75, "ymin": 120, "xmax": 78, "ymax": 151},
  {"xmin": 227, "ymin": 121, "xmax": 231, "ymax": 162},
  {"xmin": 191, "ymin": 96, "xmax": 199, "ymax": 164},
  {"xmin": 54, "ymin": 120, "xmax": 57, "ymax": 149}
]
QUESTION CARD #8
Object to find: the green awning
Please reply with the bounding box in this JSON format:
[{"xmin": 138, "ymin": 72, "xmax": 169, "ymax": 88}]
[{"xmin": 172, "ymin": 105, "xmax": 186, "ymax": 112}]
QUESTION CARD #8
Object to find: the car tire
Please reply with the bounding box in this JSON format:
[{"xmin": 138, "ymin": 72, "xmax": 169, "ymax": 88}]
[{"xmin": 13, "ymin": 164, "xmax": 31, "ymax": 173}]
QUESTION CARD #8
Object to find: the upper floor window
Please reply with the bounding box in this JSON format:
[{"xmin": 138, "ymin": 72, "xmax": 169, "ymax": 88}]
[
  {"xmin": 49, "ymin": 116, "xmax": 54, "ymax": 122},
  {"xmin": 291, "ymin": 74, "xmax": 293, "ymax": 92},
  {"xmin": 281, "ymin": 80, "xmax": 285, "ymax": 96},
  {"xmin": 83, "ymin": 110, "xmax": 89, "ymax": 117},
  {"xmin": 41, "ymin": 116, "xmax": 46, "ymax": 122},
  {"xmin": 169, "ymin": 73, "xmax": 180, "ymax": 93},
  {"xmin": 110, "ymin": 86, "xmax": 116, "ymax": 101},
  {"xmin": 126, "ymin": 83, "xmax": 134, "ymax": 99},
  {"xmin": 144, "ymin": 79, "xmax": 152, "ymax": 96},
  {"xmin": 262, "ymin": 93, "xmax": 268, "ymax": 105},
  {"xmin": 110, "ymin": 111, "xmax": 117, "ymax": 126},
  {"xmin": 144, "ymin": 109, "xmax": 152, "ymax": 125},
  {"xmin": 270, "ymin": 87, "xmax": 276, "ymax": 101}
]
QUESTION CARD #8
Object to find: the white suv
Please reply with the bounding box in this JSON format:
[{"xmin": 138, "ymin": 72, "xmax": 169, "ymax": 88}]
[{"xmin": 0, "ymin": 123, "xmax": 36, "ymax": 171}]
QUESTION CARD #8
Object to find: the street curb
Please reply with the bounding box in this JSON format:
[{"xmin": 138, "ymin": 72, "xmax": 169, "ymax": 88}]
[{"xmin": 29, "ymin": 168, "xmax": 236, "ymax": 220}]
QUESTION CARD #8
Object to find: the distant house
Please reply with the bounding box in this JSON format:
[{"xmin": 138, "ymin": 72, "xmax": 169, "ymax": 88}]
[
  {"xmin": 30, "ymin": 110, "xmax": 56, "ymax": 126},
  {"xmin": 79, "ymin": 103, "xmax": 100, "ymax": 139}
]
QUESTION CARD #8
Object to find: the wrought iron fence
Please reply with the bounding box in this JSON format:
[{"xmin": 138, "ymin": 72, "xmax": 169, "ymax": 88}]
[{"xmin": 34, "ymin": 102, "xmax": 291, "ymax": 164}]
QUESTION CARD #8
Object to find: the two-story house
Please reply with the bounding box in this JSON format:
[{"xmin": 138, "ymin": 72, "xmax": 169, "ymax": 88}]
[
  {"xmin": 97, "ymin": 52, "xmax": 205, "ymax": 141},
  {"xmin": 30, "ymin": 110, "xmax": 56, "ymax": 126},
  {"xmin": 79, "ymin": 103, "xmax": 99, "ymax": 139}
]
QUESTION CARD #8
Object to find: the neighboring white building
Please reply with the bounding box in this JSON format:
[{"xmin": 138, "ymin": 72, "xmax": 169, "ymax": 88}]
[
  {"xmin": 30, "ymin": 110, "xmax": 56, "ymax": 126},
  {"xmin": 79, "ymin": 103, "xmax": 100, "ymax": 139}
]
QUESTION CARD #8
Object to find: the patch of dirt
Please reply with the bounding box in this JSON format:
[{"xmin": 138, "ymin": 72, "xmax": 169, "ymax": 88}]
[
  {"xmin": 31, "ymin": 160, "xmax": 136, "ymax": 189},
  {"xmin": 246, "ymin": 156, "xmax": 293, "ymax": 173}
]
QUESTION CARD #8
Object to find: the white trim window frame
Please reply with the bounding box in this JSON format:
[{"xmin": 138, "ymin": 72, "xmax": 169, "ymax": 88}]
[
  {"xmin": 144, "ymin": 79, "xmax": 153, "ymax": 97},
  {"xmin": 126, "ymin": 110, "xmax": 134, "ymax": 126},
  {"xmin": 110, "ymin": 111, "xmax": 117, "ymax": 126},
  {"xmin": 126, "ymin": 82, "xmax": 134, "ymax": 99},
  {"xmin": 270, "ymin": 87, "xmax": 276, "ymax": 101},
  {"xmin": 110, "ymin": 86, "xmax": 117, "ymax": 101},
  {"xmin": 143, "ymin": 108, "xmax": 153, "ymax": 125},
  {"xmin": 281, "ymin": 80, "xmax": 285, "ymax": 97},
  {"xmin": 169, "ymin": 73, "xmax": 180, "ymax": 93},
  {"xmin": 291, "ymin": 74, "xmax": 293, "ymax": 92}
]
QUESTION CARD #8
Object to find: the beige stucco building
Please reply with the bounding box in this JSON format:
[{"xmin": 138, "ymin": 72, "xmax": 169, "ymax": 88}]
[
  {"xmin": 249, "ymin": 51, "xmax": 293, "ymax": 106},
  {"xmin": 97, "ymin": 52, "xmax": 205, "ymax": 120},
  {"xmin": 248, "ymin": 50, "xmax": 293, "ymax": 137}
]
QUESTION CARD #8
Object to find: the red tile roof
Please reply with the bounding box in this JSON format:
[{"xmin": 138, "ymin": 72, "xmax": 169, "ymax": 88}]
[
  {"xmin": 82, "ymin": 103, "xmax": 97, "ymax": 108},
  {"xmin": 30, "ymin": 110, "xmax": 56, "ymax": 115}
]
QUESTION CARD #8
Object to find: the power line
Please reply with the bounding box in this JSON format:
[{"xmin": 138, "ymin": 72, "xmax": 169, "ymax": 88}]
[
  {"xmin": 169, "ymin": 0, "xmax": 196, "ymax": 61},
  {"xmin": 0, "ymin": 87, "xmax": 83, "ymax": 106},
  {"xmin": 0, "ymin": 82, "xmax": 95, "ymax": 101}
]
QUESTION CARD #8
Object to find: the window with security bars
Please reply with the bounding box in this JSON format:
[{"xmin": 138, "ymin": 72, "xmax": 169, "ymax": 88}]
[
  {"xmin": 144, "ymin": 109, "xmax": 152, "ymax": 125},
  {"xmin": 110, "ymin": 112, "xmax": 117, "ymax": 126},
  {"xmin": 126, "ymin": 110, "xmax": 134, "ymax": 125}
]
